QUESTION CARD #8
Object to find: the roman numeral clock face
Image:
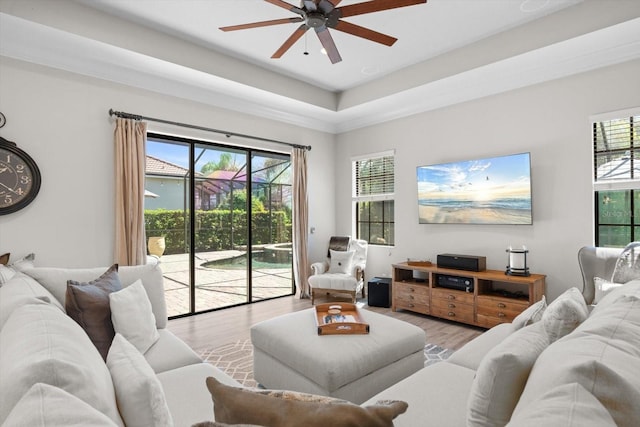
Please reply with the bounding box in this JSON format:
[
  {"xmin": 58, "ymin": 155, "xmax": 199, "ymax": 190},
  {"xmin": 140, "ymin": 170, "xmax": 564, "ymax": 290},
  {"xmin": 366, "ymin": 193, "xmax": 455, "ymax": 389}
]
[{"xmin": 0, "ymin": 142, "xmax": 41, "ymax": 215}]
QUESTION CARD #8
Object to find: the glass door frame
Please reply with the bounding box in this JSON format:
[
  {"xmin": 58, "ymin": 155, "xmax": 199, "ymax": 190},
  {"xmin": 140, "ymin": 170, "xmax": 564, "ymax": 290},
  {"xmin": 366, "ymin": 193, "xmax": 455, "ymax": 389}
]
[{"xmin": 146, "ymin": 133, "xmax": 294, "ymax": 319}]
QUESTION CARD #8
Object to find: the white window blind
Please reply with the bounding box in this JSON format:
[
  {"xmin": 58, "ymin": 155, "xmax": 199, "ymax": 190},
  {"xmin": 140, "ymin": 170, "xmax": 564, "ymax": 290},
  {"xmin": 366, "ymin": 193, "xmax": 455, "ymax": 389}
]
[
  {"xmin": 593, "ymin": 114, "xmax": 640, "ymax": 191},
  {"xmin": 353, "ymin": 152, "xmax": 395, "ymax": 202},
  {"xmin": 352, "ymin": 151, "xmax": 395, "ymax": 246}
]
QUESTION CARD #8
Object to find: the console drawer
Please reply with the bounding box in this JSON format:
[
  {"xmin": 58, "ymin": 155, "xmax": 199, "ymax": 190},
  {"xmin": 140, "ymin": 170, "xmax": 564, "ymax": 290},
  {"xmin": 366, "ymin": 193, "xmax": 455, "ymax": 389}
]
[
  {"xmin": 431, "ymin": 305, "xmax": 475, "ymax": 324},
  {"xmin": 394, "ymin": 283, "xmax": 429, "ymax": 300},
  {"xmin": 476, "ymin": 295, "xmax": 529, "ymax": 326},
  {"xmin": 395, "ymin": 300, "xmax": 430, "ymax": 314},
  {"xmin": 431, "ymin": 288, "xmax": 474, "ymax": 305}
]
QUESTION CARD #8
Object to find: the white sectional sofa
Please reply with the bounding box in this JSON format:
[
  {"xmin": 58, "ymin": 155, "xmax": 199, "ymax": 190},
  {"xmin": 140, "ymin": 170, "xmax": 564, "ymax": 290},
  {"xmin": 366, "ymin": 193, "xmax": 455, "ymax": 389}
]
[
  {"xmin": 363, "ymin": 247, "xmax": 640, "ymax": 427},
  {"xmin": 0, "ymin": 260, "xmax": 242, "ymax": 427},
  {"xmin": 1, "ymin": 247, "xmax": 639, "ymax": 427}
]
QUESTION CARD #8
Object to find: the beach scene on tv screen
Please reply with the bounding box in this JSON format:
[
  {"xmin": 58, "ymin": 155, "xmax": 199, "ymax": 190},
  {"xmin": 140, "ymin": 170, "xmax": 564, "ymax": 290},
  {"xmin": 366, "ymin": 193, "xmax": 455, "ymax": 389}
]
[{"xmin": 417, "ymin": 153, "xmax": 532, "ymax": 224}]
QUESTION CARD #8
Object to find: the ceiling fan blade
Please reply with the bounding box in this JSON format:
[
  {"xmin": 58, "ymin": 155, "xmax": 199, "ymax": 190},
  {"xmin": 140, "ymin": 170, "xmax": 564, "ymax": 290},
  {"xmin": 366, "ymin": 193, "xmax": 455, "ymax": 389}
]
[
  {"xmin": 318, "ymin": 0, "xmax": 341, "ymax": 14},
  {"xmin": 264, "ymin": 0, "xmax": 304, "ymax": 15},
  {"xmin": 272, "ymin": 24, "xmax": 309, "ymax": 58},
  {"xmin": 333, "ymin": 20, "xmax": 397, "ymax": 46},
  {"xmin": 338, "ymin": 0, "xmax": 427, "ymax": 18},
  {"xmin": 302, "ymin": 0, "xmax": 318, "ymax": 12},
  {"xmin": 315, "ymin": 26, "xmax": 342, "ymax": 64},
  {"xmin": 220, "ymin": 17, "xmax": 303, "ymax": 32}
]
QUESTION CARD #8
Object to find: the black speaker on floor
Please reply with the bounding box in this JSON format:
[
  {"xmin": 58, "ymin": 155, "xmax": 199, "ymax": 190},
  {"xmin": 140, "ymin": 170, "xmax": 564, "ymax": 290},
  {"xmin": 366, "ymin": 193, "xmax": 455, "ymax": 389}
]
[{"xmin": 368, "ymin": 277, "xmax": 392, "ymax": 308}]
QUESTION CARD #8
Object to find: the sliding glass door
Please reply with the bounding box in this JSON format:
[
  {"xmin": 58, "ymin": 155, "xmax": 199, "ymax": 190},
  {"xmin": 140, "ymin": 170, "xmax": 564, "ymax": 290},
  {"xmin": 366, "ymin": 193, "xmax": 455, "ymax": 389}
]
[
  {"xmin": 144, "ymin": 135, "xmax": 294, "ymax": 317},
  {"xmin": 250, "ymin": 153, "xmax": 293, "ymax": 302}
]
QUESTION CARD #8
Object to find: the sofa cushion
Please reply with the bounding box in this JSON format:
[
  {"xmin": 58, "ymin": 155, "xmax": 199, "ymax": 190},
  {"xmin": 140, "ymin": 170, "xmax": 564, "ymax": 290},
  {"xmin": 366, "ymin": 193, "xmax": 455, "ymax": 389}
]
[
  {"xmin": 0, "ymin": 304, "xmax": 123, "ymax": 426},
  {"xmin": 3, "ymin": 383, "xmax": 118, "ymax": 427},
  {"xmin": 144, "ymin": 329, "xmax": 202, "ymax": 374},
  {"xmin": 506, "ymin": 383, "xmax": 616, "ymax": 427},
  {"xmin": 467, "ymin": 322, "xmax": 549, "ymax": 427},
  {"xmin": 25, "ymin": 261, "xmax": 167, "ymax": 328},
  {"xmin": 65, "ymin": 264, "xmax": 121, "ymax": 360},
  {"xmin": 107, "ymin": 333, "xmax": 173, "ymax": 427},
  {"xmin": 204, "ymin": 377, "xmax": 408, "ymax": 427},
  {"xmin": 0, "ymin": 274, "xmax": 52, "ymax": 330},
  {"xmin": 512, "ymin": 296, "xmax": 546, "ymax": 330},
  {"xmin": 362, "ymin": 362, "xmax": 476, "ymax": 427},
  {"xmin": 542, "ymin": 287, "xmax": 588, "ymax": 343},
  {"xmin": 0, "ymin": 272, "xmax": 63, "ymax": 314},
  {"xmin": 514, "ymin": 294, "xmax": 640, "ymax": 426},
  {"xmin": 447, "ymin": 322, "xmax": 514, "ymax": 371},
  {"xmin": 158, "ymin": 362, "xmax": 242, "ymax": 427},
  {"xmin": 109, "ymin": 279, "xmax": 160, "ymax": 354}
]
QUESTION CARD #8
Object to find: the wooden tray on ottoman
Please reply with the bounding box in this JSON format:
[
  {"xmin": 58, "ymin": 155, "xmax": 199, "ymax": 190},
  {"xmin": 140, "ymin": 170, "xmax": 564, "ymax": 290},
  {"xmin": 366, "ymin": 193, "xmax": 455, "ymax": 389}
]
[{"xmin": 314, "ymin": 303, "xmax": 370, "ymax": 335}]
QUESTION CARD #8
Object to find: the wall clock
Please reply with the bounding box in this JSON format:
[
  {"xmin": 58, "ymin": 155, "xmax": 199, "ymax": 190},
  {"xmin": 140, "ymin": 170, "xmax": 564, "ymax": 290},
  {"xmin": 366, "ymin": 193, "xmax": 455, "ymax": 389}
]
[{"xmin": 0, "ymin": 136, "xmax": 42, "ymax": 215}]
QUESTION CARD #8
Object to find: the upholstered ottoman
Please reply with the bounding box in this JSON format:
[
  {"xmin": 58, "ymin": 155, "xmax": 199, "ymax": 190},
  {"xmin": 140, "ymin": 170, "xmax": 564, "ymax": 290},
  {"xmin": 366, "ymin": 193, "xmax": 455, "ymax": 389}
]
[{"xmin": 251, "ymin": 307, "xmax": 426, "ymax": 404}]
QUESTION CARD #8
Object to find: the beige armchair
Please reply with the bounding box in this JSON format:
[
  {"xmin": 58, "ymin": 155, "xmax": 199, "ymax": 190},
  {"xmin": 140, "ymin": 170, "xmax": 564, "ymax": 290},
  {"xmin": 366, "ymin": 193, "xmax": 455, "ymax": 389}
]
[{"xmin": 308, "ymin": 236, "xmax": 368, "ymax": 304}]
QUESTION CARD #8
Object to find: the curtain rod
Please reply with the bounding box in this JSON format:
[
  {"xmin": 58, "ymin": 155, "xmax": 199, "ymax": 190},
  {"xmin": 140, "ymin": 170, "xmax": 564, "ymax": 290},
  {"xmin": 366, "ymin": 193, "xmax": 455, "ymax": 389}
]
[{"xmin": 108, "ymin": 109, "xmax": 311, "ymax": 151}]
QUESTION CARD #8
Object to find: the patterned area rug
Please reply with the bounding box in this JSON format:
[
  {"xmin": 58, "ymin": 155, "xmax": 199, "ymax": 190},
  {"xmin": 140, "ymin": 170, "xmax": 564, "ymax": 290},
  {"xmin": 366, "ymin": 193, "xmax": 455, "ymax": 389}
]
[{"xmin": 198, "ymin": 339, "xmax": 454, "ymax": 388}]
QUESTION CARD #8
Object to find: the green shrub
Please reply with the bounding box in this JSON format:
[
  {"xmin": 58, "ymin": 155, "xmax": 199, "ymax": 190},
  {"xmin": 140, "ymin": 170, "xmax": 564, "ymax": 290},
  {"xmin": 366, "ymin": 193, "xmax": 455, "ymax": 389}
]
[{"xmin": 145, "ymin": 209, "xmax": 290, "ymax": 255}]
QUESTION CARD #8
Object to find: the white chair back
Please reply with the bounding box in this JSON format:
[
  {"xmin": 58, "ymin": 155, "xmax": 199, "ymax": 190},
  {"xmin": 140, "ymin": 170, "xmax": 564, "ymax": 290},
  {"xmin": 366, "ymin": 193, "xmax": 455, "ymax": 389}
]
[{"xmin": 349, "ymin": 239, "xmax": 368, "ymax": 269}]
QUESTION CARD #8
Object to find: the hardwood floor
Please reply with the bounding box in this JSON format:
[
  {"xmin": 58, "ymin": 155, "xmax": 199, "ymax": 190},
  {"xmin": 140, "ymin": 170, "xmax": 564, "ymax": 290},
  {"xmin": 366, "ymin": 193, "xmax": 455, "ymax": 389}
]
[{"xmin": 168, "ymin": 294, "xmax": 486, "ymax": 351}]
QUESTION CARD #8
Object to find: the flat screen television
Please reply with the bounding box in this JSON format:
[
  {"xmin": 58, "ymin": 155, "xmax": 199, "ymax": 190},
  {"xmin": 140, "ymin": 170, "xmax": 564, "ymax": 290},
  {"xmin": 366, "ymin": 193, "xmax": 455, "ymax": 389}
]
[{"xmin": 417, "ymin": 152, "xmax": 532, "ymax": 225}]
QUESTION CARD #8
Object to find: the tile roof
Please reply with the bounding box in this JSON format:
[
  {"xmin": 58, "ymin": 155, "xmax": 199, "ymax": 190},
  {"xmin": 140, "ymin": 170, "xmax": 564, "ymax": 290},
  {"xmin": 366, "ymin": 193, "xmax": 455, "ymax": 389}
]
[{"xmin": 146, "ymin": 155, "xmax": 188, "ymax": 176}]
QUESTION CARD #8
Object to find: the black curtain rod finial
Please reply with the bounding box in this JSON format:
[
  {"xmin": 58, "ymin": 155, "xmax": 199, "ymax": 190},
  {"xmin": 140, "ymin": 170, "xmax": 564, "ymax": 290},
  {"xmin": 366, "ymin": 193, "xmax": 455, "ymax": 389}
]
[{"xmin": 110, "ymin": 109, "xmax": 143, "ymax": 121}]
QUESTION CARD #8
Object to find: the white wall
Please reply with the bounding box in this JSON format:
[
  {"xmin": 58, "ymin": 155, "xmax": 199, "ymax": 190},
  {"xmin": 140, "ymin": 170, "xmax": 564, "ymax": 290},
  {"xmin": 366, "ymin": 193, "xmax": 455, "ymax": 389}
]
[
  {"xmin": 2, "ymin": 55, "xmax": 639, "ymax": 302},
  {"xmin": 335, "ymin": 59, "xmax": 640, "ymax": 301},
  {"xmin": 0, "ymin": 58, "xmax": 335, "ymax": 267}
]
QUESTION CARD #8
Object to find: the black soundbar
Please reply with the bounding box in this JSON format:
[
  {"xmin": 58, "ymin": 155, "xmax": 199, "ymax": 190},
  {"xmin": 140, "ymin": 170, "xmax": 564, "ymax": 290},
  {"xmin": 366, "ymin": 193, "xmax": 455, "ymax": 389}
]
[{"xmin": 437, "ymin": 253, "xmax": 486, "ymax": 272}]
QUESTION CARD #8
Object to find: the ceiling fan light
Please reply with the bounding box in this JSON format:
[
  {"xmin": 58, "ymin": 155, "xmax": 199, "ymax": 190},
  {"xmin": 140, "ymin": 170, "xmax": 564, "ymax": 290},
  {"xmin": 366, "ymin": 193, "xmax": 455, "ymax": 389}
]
[{"xmin": 320, "ymin": 47, "xmax": 327, "ymax": 55}]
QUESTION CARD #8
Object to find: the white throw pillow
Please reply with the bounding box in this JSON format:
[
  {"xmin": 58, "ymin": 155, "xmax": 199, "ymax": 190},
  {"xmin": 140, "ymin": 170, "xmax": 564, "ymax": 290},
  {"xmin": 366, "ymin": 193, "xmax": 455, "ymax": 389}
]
[
  {"xmin": 9, "ymin": 253, "xmax": 36, "ymax": 272},
  {"xmin": 591, "ymin": 279, "xmax": 640, "ymax": 316},
  {"xmin": 3, "ymin": 383, "xmax": 118, "ymax": 426},
  {"xmin": 109, "ymin": 279, "xmax": 159, "ymax": 354},
  {"xmin": 512, "ymin": 296, "xmax": 546, "ymax": 330},
  {"xmin": 506, "ymin": 383, "xmax": 616, "ymax": 427},
  {"xmin": 593, "ymin": 276, "xmax": 624, "ymax": 304},
  {"xmin": 611, "ymin": 241, "xmax": 640, "ymax": 284},
  {"xmin": 467, "ymin": 322, "xmax": 550, "ymax": 427},
  {"xmin": 328, "ymin": 250, "xmax": 355, "ymax": 274},
  {"xmin": 0, "ymin": 304, "xmax": 123, "ymax": 426},
  {"xmin": 542, "ymin": 287, "xmax": 589, "ymax": 343},
  {"xmin": 0, "ymin": 265, "xmax": 16, "ymax": 285},
  {"xmin": 514, "ymin": 294, "xmax": 640, "ymax": 426},
  {"xmin": 0, "ymin": 254, "xmax": 36, "ymax": 286},
  {"xmin": 107, "ymin": 334, "xmax": 174, "ymax": 427}
]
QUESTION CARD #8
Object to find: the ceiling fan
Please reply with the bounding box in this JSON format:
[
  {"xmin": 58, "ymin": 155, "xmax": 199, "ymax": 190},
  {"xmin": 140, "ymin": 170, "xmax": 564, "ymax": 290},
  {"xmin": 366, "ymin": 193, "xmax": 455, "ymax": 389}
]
[{"xmin": 220, "ymin": 0, "xmax": 428, "ymax": 64}]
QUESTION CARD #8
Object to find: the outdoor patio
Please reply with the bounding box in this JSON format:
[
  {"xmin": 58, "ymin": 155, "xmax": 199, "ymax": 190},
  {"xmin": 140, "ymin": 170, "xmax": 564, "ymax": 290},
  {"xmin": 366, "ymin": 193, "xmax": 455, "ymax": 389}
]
[{"xmin": 158, "ymin": 251, "xmax": 294, "ymax": 317}]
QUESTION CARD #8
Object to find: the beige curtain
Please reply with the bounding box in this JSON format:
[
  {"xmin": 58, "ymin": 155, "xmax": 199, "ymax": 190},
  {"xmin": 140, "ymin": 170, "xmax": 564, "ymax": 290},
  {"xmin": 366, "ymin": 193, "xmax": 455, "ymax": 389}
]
[
  {"xmin": 292, "ymin": 147, "xmax": 310, "ymax": 299},
  {"xmin": 114, "ymin": 118, "xmax": 147, "ymax": 266}
]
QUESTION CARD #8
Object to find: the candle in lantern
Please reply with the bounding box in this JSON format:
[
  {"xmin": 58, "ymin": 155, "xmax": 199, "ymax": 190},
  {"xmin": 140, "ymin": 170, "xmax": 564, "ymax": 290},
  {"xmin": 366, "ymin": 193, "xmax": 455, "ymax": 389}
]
[{"xmin": 510, "ymin": 252, "xmax": 525, "ymax": 269}]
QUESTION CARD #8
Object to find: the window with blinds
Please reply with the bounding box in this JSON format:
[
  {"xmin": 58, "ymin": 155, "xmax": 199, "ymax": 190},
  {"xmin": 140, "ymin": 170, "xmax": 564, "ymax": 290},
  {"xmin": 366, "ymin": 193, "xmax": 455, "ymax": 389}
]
[
  {"xmin": 352, "ymin": 152, "xmax": 394, "ymax": 246},
  {"xmin": 592, "ymin": 112, "xmax": 640, "ymax": 247}
]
